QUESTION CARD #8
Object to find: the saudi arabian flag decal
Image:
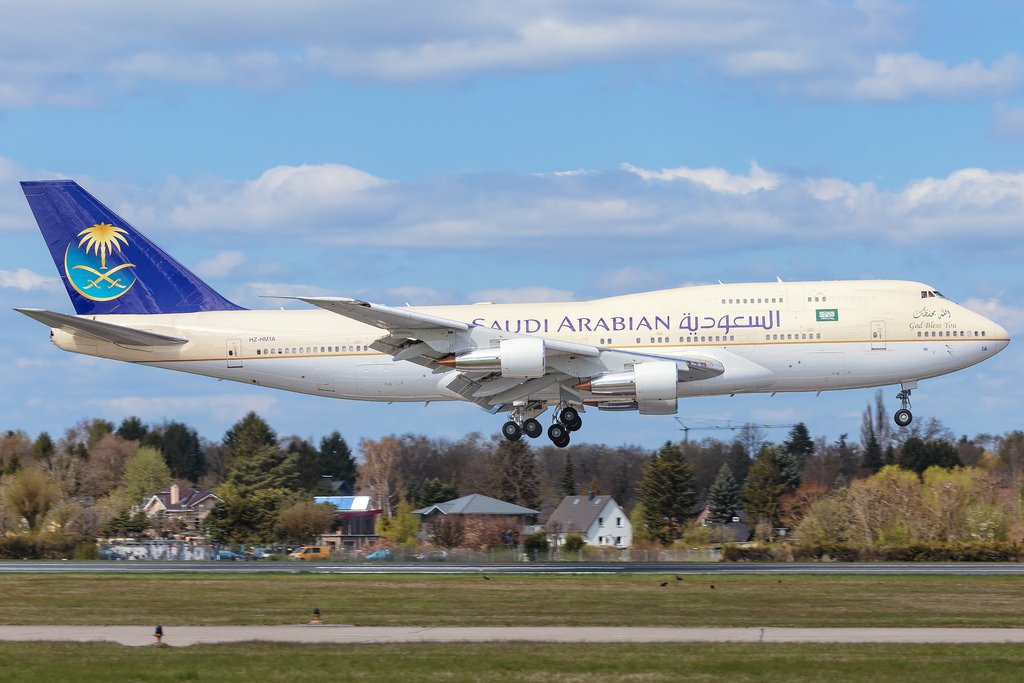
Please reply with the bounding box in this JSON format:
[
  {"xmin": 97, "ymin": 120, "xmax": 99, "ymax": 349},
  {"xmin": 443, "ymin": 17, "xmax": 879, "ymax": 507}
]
[{"xmin": 816, "ymin": 309, "xmax": 839, "ymax": 322}]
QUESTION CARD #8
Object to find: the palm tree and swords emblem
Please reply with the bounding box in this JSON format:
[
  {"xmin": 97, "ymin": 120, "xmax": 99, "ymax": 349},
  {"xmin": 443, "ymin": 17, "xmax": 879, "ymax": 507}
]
[{"xmin": 64, "ymin": 222, "xmax": 138, "ymax": 301}]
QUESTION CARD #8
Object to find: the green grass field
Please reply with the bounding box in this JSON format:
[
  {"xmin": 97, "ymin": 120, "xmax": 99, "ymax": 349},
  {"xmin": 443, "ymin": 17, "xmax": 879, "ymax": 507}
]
[
  {"xmin": 2, "ymin": 642, "xmax": 1024, "ymax": 682},
  {"xmin": 1, "ymin": 573, "xmax": 1023, "ymax": 627}
]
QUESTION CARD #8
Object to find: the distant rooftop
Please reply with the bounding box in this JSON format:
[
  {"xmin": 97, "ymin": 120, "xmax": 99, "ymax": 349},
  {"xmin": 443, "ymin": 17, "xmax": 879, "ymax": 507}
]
[
  {"xmin": 314, "ymin": 496, "xmax": 377, "ymax": 512},
  {"xmin": 546, "ymin": 494, "xmax": 618, "ymax": 532},
  {"xmin": 413, "ymin": 493, "xmax": 539, "ymax": 516}
]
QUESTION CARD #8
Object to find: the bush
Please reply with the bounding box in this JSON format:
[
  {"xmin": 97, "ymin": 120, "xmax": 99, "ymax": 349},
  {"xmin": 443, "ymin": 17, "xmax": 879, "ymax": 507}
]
[
  {"xmin": 877, "ymin": 542, "xmax": 1021, "ymax": 562},
  {"xmin": 0, "ymin": 535, "xmax": 38, "ymax": 559},
  {"xmin": 721, "ymin": 545, "xmax": 776, "ymax": 562},
  {"xmin": 523, "ymin": 531, "xmax": 549, "ymax": 560},
  {"xmin": 563, "ymin": 533, "xmax": 585, "ymax": 552},
  {"xmin": 73, "ymin": 541, "xmax": 99, "ymax": 560},
  {"xmin": 792, "ymin": 542, "xmax": 1022, "ymax": 562},
  {"xmin": 792, "ymin": 544, "xmax": 862, "ymax": 562}
]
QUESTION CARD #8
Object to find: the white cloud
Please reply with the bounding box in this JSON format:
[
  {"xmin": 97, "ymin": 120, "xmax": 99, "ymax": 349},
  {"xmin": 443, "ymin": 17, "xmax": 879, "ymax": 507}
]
[
  {"xmin": 5, "ymin": 157, "xmax": 1024, "ymax": 261},
  {"xmin": 0, "ymin": 268, "xmax": 60, "ymax": 291},
  {"xmin": 622, "ymin": 161, "xmax": 779, "ymax": 194},
  {"xmin": 468, "ymin": 287, "xmax": 574, "ymax": 304},
  {"xmin": 962, "ymin": 298, "xmax": 1024, "ymax": 335},
  {"xmin": 850, "ymin": 53, "xmax": 1024, "ymax": 101},
  {"xmin": 2, "ymin": 1, "xmax": 1014, "ymax": 106},
  {"xmin": 194, "ymin": 250, "xmax": 246, "ymax": 278}
]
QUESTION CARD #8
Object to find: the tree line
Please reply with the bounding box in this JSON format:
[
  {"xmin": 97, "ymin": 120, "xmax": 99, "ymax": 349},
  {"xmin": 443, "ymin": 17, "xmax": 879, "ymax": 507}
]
[{"xmin": 1, "ymin": 391, "xmax": 1023, "ymax": 557}]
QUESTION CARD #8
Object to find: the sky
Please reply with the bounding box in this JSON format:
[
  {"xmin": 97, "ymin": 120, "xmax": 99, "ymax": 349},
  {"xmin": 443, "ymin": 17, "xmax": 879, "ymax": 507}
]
[{"xmin": 1, "ymin": 0, "xmax": 1022, "ymax": 451}]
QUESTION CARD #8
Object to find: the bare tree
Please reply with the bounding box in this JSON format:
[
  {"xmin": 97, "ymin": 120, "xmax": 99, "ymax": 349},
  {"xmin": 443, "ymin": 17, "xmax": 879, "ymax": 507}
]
[{"xmin": 358, "ymin": 437, "xmax": 403, "ymax": 518}]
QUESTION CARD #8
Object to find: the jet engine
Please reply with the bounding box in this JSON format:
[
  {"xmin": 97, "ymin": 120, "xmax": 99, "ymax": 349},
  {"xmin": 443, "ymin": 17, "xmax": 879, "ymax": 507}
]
[
  {"xmin": 439, "ymin": 337, "xmax": 546, "ymax": 378},
  {"xmin": 575, "ymin": 360, "xmax": 680, "ymax": 401}
]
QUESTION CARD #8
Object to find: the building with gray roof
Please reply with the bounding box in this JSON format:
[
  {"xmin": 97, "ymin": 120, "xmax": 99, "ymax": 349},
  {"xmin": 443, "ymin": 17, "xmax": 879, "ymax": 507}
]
[{"xmin": 545, "ymin": 493, "xmax": 632, "ymax": 548}]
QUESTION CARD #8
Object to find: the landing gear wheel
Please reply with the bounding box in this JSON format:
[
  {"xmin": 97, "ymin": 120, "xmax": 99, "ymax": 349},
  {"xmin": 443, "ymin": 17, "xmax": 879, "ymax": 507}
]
[
  {"xmin": 548, "ymin": 423, "xmax": 568, "ymax": 444},
  {"xmin": 560, "ymin": 406, "xmax": 580, "ymax": 425},
  {"xmin": 522, "ymin": 418, "xmax": 543, "ymax": 439},
  {"xmin": 565, "ymin": 417, "xmax": 582, "ymax": 432},
  {"xmin": 554, "ymin": 434, "xmax": 571, "ymax": 448},
  {"xmin": 894, "ymin": 409, "xmax": 913, "ymax": 427},
  {"xmin": 502, "ymin": 421, "xmax": 523, "ymax": 441}
]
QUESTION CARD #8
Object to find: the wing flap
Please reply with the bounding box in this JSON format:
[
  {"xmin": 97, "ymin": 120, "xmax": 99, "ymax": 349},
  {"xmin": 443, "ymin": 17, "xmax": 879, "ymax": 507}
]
[{"xmin": 16, "ymin": 308, "xmax": 188, "ymax": 347}]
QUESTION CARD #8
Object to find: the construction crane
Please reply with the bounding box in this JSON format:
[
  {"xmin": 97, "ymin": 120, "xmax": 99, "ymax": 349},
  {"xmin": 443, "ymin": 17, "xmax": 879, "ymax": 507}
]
[{"xmin": 674, "ymin": 417, "xmax": 799, "ymax": 444}]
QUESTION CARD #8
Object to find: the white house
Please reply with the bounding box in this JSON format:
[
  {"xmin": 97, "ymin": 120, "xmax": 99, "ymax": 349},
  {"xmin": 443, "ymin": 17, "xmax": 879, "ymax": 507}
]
[{"xmin": 545, "ymin": 493, "xmax": 632, "ymax": 548}]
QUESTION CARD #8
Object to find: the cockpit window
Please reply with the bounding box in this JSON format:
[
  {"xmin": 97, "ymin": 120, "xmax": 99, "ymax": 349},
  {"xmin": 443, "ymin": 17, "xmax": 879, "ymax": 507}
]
[{"xmin": 920, "ymin": 290, "xmax": 946, "ymax": 299}]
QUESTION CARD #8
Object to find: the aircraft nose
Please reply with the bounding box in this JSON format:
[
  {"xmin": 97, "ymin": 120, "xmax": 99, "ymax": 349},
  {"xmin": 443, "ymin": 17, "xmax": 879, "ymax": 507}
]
[{"xmin": 993, "ymin": 320, "xmax": 1011, "ymax": 347}]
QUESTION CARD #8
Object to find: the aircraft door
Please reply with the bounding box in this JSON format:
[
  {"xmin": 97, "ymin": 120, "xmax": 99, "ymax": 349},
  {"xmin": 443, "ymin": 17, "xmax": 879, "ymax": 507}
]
[
  {"xmin": 226, "ymin": 339, "xmax": 243, "ymax": 367},
  {"xmin": 870, "ymin": 321, "xmax": 886, "ymax": 350}
]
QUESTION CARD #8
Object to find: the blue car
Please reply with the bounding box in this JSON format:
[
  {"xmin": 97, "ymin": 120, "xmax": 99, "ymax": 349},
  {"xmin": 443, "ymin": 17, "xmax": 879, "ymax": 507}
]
[
  {"xmin": 365, "ymin": 549, "xmax": 392, "ymax": 560},
  {"xmin": 214, "ymin": 549, "xmax": 244, "ymax": 561}
]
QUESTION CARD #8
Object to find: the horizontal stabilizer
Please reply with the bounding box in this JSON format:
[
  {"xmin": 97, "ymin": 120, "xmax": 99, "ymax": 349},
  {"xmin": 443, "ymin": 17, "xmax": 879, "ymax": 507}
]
[{"xmin": 16, "ymin": 308, "xmax": 188, "ymax": 346}]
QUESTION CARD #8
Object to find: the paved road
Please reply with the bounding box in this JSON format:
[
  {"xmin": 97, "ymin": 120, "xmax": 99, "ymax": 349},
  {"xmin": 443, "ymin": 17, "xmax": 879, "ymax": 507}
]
[
  {"xmin": 3, "ymin": 625, "xmax": 1024, "ymax": 646},
  {"xmin": 2, "ymin": 561, "xmax": 1024, "ymax": 574}
]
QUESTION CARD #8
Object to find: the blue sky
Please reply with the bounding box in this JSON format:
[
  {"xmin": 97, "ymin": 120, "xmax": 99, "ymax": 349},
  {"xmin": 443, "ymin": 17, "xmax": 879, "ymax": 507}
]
[{"xmin": 1, "ymin": 1, "xmax": 1022, "ymax": 450}]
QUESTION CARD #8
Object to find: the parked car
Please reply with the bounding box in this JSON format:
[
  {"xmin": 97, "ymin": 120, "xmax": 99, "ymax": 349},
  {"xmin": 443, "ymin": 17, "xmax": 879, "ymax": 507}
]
[
  {"xmin": 365, "ymin": 549, "xmax": 392, "ymax": 560},
  {"xmin": 414, "ymin": 549, "xmax": 448, "ymax": 561},
  {"xmin": 214, "ymin": 549, "xmax": 244, "ymax": 561}
]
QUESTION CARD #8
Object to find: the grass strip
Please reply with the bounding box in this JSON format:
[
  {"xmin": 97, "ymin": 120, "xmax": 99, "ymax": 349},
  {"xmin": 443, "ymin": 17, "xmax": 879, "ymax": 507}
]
[
  {"xmin": 1, "ymin": 573, "xmax": 1023, "ymax": 627},
  {"xmin": 2, "ymin": 641, "xmax": 1024, "ymax": 682}
]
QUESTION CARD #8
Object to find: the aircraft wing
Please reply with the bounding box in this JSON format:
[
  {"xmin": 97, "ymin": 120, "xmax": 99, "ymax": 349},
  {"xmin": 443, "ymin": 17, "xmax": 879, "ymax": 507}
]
[
  {"xmin": 15, "ymin": 308, "xmax": 189, "ymax": 346},
  {"xmin": 291, "ymin": 295, "xmax": 723, "ymax": 410},
  {"xmin": 291, "ymin": 296, "xmax": 472, "ymax": 332}
]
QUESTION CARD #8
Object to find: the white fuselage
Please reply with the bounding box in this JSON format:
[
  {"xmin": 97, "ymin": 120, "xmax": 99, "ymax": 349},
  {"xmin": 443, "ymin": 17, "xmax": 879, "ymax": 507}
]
[{"xmin": 50, "ymin": 280, "xmax": 1010, "ymax": 406}]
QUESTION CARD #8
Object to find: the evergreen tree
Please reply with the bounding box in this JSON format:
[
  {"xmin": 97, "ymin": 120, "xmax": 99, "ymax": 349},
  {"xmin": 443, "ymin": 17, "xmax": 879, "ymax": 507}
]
[
  {"xmin": 898, "ymin": 437, "xmax": 963, "ymax": 474},
  {"xmin": 487, "ymin": 439, "xmax": 540, "ymax": 510},
  {"xmin": 86, "ymin": 419, "xmax": 115, "ymax": 450},
  {"xmin": 559, "ymin": 454, "xmax": 578, "ymax": 497},
  {"xmin": 707, "ymin": 463, "xmax": 741, "ymax": 523},
  {"xmin": 411, "ymin": 478, "xmax": 459, "ymax": 508},
  {"xmin": 285, "ymin": 436, "xmax": 322, "ymax": 491},
  {"xmin": 783, "ymin": 423, "xmax": 815, "ymax": 461},
  {"xmin": 319, "ymin": 431, "xmax": 356, "ymax": 493},
  {"xmin": 639, "ymin": 442, "xmax": 697, "ymax": 544},
  {"xmin": 862, "ymin": 433, "xmax": 885, "ymax": 474},
  {"xmin": 742, "ymin": 449, "xmax": 785, "ymax": 526},
  {"xmin": 32, "ymin": 432, "xmax": 55, "ymax": 461},
  {"xmin": 772, "ymin": 447, "xmax": 802, "ymax": 491},
  {"xmin": 116, "ymin": 416, "xmax": 148, "ymax": 442},
  {"xmin": 161, "ymin": 421, "xmax": 204, "ymax": 483},
  {"xmin": 4, "ymin": 452, "xmax": 21, "ymax": 476},
  {"xmin": 223, "ymin": 412, "xmax": 278, "ymax": 462},
  {"xmin": 225, "ymin": 444, "xmax": 301, "ymax": 497}
]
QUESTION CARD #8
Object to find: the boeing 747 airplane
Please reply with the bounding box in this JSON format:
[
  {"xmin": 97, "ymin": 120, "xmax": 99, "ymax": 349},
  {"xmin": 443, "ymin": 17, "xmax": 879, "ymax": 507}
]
[{"xmin": 16, "ymin": 180, "xmax": 1011, "ymax": 447}]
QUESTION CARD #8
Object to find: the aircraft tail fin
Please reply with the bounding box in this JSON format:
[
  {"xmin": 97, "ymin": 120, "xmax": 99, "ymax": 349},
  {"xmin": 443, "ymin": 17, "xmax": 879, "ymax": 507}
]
[{"xmin": 20, "ymin": 180, "xmax": 243, "ymax": 315}]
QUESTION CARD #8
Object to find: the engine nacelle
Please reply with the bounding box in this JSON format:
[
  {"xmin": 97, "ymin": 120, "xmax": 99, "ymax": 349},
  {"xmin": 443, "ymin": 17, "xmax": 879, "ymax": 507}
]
[
  {"xmin": 638, "ymin": 398, "xmax": 678, "ymax": 415},
  {"xmin": 588, "ymin": 398, "xmax": 678, "ymax": 414},
  {"xmin": 442, "ymin": 337, "xmax": 546, "ymax": 378},
  {"xmin": 499, "ymin": 337, "xmax": 546, "ymax": 378},
  {"xmin": 579, "ymin": 361, "xmax": 679, "ymax": 401}
]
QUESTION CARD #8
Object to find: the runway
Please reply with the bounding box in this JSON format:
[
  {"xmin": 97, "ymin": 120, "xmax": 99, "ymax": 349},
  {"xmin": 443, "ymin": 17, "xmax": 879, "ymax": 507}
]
[
  {"xmin": 3, "ymin": 625, "xmax": 1024, "ymax": 646},
  {"xmin": 2, "ymin": 561, "xmax": 1024, "ymax": 575}
]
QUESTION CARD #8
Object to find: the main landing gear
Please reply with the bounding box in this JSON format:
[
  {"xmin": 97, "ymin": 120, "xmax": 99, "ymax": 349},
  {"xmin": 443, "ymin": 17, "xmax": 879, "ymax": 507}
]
[
  {"xmin": 501, "ymin": 403, "xmax": 582, "ymax": 449},
  {"xmin": 894, "ymin": 388, "xmax": 913, "ymax": 427}
]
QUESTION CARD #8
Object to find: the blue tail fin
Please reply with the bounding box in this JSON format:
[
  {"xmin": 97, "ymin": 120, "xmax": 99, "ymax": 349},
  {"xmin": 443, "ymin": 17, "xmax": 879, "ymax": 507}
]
[{"xmin": 21, "ymin": 180, "xmax": 243, "ymax": 315}]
